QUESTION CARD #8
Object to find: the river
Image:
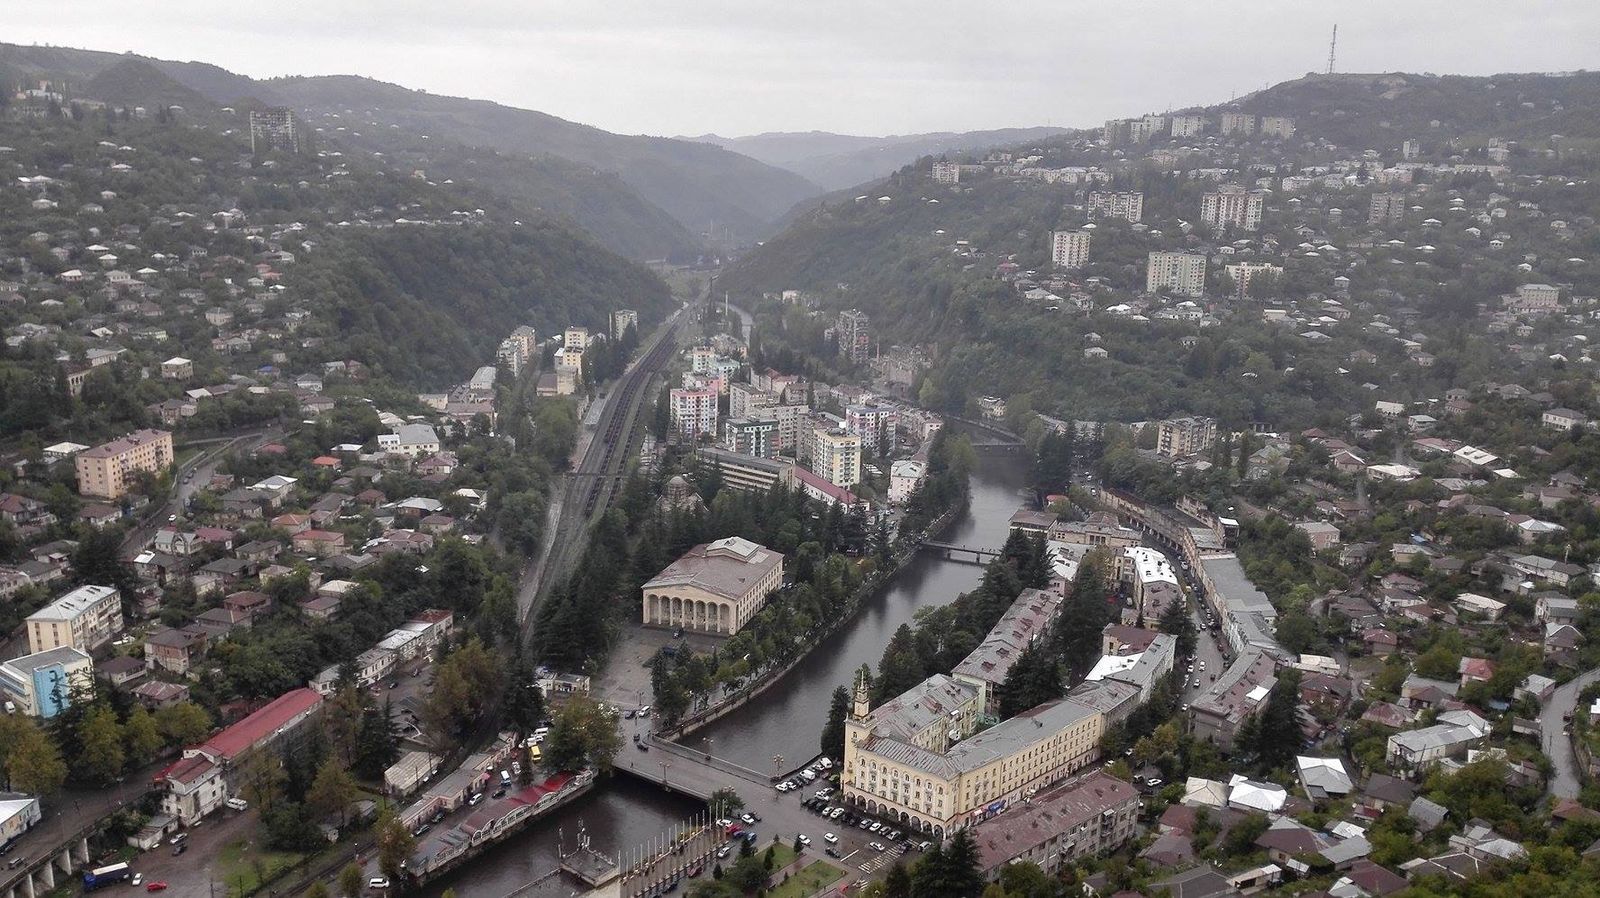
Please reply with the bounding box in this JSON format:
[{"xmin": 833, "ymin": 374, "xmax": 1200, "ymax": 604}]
[{"xmin": 420, "ymin": 446, "xmax": 1030, "ymax": 897}]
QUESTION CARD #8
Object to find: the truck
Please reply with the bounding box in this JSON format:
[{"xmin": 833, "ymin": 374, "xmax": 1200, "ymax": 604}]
[{"xmin": 83, "ymin": 863, "xmax": 132, "ymax": 890}]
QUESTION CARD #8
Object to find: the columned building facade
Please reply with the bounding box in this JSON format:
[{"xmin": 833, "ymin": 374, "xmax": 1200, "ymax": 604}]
[{"xmin": 641, "ymin": 537, "xmax": 784, "ymax": 636}]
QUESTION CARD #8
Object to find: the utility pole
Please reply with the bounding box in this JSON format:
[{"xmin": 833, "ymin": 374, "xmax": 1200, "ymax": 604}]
[{"xmin": 1327, "ymin": 24, "xmax": 1338, "ymax": 75}]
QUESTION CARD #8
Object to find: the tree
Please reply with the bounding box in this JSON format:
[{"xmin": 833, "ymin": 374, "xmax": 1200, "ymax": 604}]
[
  {"xmin": 375, "ymin": 804, "xmax": 417, "ymax": 882},
  {"xmin": 307, "ymin": 758, "xmax": 358, "ymax": 825},
  {"xmin": 155, "ymin": 701, "xmax": 212, "ymax": 748},
  {"xmin": 5, "ymin": 722, "xmax": 65, "ymax": 794},
  {"xmin": 75, "ymin": 703, "xmax": 125, "ymax": 784},
  {"xmin": 911, "ymin": 830, "xmax": 984, "ymax": 898},
  {"xmin": 305, "ymin": 883, "xmax": 330, "ymax": 898},
  {"xmin": 1158, "ymin": 599, "xmax": 1197, "ymax": 659},
  {"xmin": 123, "ymin": 705, "xmax": 163, "ymax": 766},
  {"xmin": 1252, "ymin": 669, "xmax": 1303, "ymax": 773},
  {"xmin": 883, "ymin": 863, "xmax": 912, "ymax": 898},
  {"xmin": 998, "ymin": 642, "xmax": 1062, "ymax": 718},
  {"xmin": 875, "ymin": 624, "xmax": 926, "ymax": 702},
  {"xmin": 543, "ymin": 696, "xmax": 622, "ymax": 772},
  {"xmin": 238, "ymin": 749, "xmax": 288, "ymax": 815},
  {"xmin": 354, "ymin": 702, "xmax": 400, "ymax": 781},
  {"xmin": 338, "ymin": 863, "xmax": 365, "ymax": 898},
  {"xmin": 820, "ymin": 685, "xmax": 851, "ymax": 760}
]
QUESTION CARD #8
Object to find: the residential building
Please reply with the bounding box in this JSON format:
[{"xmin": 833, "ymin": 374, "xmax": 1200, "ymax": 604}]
[
  {"xmin": 1386, "ymin": 710, "xmax": 1490, "ymax": 770},
  {"xmin": 610, "ymin": 309, "xmax": 638, "ymax": 340},
  {"xmin": 931, "ymin": 161, "xmax": 961, "ymax": 184},
  {"xmin": 1050, "ymin": 230, "xmax": 1091, "ymax": 270},
  {"xmin": 1224, "ymin": 261, "xmax": 1283, "ymax": 298},
  {"xmin": 1369, "ymin": 192, "xmax": 1407, "ymax": 226},
  {"xmin": 377, "ymin": 423, "xmax": 440, "ymax": 459},
  {"xmin": 76, "ymin": 429, "xmax": 173, "ymax": 499},
  {"xmin": 1220, "ymin": 112, "xmax": 1256, "ymax": 135},
  {"xmin": 844, "ymin": 403, "xmax": 898, "ymax": 455},
  {"xmin": 1146, "ymin": 252, "xmax": 1206, "ymax": 296},
  {"xmin": 640, "ymin": 537, "xmax": 784, "ymax": 636},
  {"xmin": 1086, "ymin": 191, "xmax": 1144, "ymax": 223},
  {"xmin": 1259, "ymin": 116, "xmax": 1296, "ymax": 139},
  {"xmin": 670, "ymin": 388, "xmax": 719, "ymax": 439},
  {"xmin": 971, "ymin": 773, "xmax": 1140, "ymax": 878},
  {"xmin": 1191, "ymin": 648, "xmax": 1277, "ymax": 748},
  {"xmin": 563, "ymin": 327, "xmax": 589, "ymax": 350},
  {"xmin": 26, "ymin": 585, "xmax": 123, "ymax": 654},
  {"xmin": 248, "ymin": 108, "xmax": 301, "ymax": 154},
  {"xmin": 1542, "ymin": 408, "xmax": 1587, "ymax": 432},
  {"xmin": 723, "ymin": 417, "xmax": 778, "ymax": 459},
  {"xmin": 1170, "ymin": 115, "xmax": 1207, "ymax": 138},
  {"xmin": 889, "ymin": 460, "xmax": 926, "ymax": 505},
  {"xmin": 951, "ymin": 588, "xmax": 1065, "ymax": 716},
  {"xmin": 159, "ymin": 754, "xmax": 226, "ymax": 825},
  {"xmin": 694, "ymin": 447, "xmax": 795, "ymax": 493},
  {"xmin": 813, "ymin": 428, "xmax": 863, "ymax": 488},
  {"xmin": 1157, "ymin": 416, "xmax": 1217, "ymax": 459},
  {"xmin": 837, "ymin": 309, "xmax": 871, "ymax": 363},
  {"xmin": 0, "ymin": 647, "xmax": 93, "ymax": 718},
  {"xmin": 160, "ymin": 357, "xmax": 193, "ymax": 380},
  {"xmin": 1201, "ymin": 185, "xmax": 1266, "ymax": 231}
]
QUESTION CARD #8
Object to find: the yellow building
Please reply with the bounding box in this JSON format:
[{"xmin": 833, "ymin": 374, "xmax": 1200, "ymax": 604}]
[
  {"xmin": 842, "ymin": 670, "xmax": 1118, "ymax": 837},
  {"xmin": 812, "ymin": 427, "xmax": 862, "ymax": 488},
  {"xmin": 641, "ymin": 537, "xmax": 784, "ymax": 636},
  {"xmin": 75, "ymin": 429, "xmax": 173, "ymax": 499}
]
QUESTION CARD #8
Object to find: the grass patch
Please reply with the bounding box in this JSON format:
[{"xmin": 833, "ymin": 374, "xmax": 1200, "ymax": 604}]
[
  {"xmin": 216, "ymin": 839, "xmax": 307, "ymax": 897},
  {"xmin": 768, "ymin": 860, "xmax": 845, "ymax": 898}
]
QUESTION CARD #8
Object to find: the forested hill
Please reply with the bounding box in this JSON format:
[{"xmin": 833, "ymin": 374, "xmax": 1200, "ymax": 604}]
[
  {"xmin": 1228, "ymin": 71, "xmax": 1600, "ymax": 146},
  {"xmin": 0, "ymin": 42, "xmax": 812, "ymax": 256},
  {"xmin": 689, "ymin": 126, "xmax": 1070, "ymax": 191}
]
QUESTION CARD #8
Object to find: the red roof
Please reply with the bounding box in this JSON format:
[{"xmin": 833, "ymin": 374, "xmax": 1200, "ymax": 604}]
[
  {"xmin": 161, "ymin": 754, "xmax": 218, "ymax": 786},
  {"xmin": 200, "ymin": 688, "xmax": 322, "ymax": 761}
]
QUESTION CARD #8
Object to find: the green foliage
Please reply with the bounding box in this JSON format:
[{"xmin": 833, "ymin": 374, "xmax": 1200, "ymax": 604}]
[{"xmin": 542, "ymin": 695, "xmax": 622, "ymax": 773}]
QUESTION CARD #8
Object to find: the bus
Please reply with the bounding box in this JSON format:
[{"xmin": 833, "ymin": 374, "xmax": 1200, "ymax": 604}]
[{"xmin": 84, "ymin": 862, "xmax": 131, "ymax": 890}]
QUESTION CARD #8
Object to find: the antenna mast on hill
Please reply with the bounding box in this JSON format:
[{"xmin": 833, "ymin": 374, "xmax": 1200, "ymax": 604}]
[{"xmin": 1327, "ymin": 24, "xmax": 1338, "ymax": 75}]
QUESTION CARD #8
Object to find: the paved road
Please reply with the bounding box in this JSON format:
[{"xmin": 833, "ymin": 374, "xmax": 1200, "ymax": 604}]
[
  {"xmin": 0, "ymin": 778, "xmax": 155, "ymax": 895},
  {"xmin": 1542, "ymin": 667, "xmax": 1600, "ymax": 798}
]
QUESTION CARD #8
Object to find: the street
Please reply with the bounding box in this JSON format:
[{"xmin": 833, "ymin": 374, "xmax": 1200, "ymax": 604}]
[{"xmin": 1542, "ymin": 666, "xmax": 1600, "ymax": 799}]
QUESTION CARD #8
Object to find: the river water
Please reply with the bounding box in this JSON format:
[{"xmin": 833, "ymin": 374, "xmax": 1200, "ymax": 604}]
[{"xmin": 420, "ymin": 447, "xmax": 1030, "ymax": 897}]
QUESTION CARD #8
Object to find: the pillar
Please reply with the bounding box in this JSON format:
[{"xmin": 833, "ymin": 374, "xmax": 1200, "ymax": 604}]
[
  {"xmin": 36, "ymin": 863, "xmax": 52, "ymax": 890},
  {"xmin": 54, "ymin": 848, "xmax": 70, "ymax": 876},
  {"xmin": 74, "ymin": 838, "xmax": 88, "ymax": 864}
]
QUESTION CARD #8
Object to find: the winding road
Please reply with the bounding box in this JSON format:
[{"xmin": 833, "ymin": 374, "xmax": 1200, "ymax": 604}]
[{"xmin": 1542, "ymin": 667, "xmax": 1600, "ymax": 799}]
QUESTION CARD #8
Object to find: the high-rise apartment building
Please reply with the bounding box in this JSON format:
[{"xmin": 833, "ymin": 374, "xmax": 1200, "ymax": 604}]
[
  {"xmin": 1127, "ymin": 116, "xmax": 1165, "ymax": 143},
  {"xmin": 1369, "ymin": 192, "xmax": 1407, "ymax": 226},
  {"xmin": 669, "ymin": 388, "xmax": 719, "ymax": 439},
  {"xmin": 837, "ymin": 309, "xmax": 871, "ymax": 363},
  {"xmin": 931, "ymin": 161, "xmax": 961, "ymax": 184},
  {"xmin": 1201, "ymin": 185, "xmax": 1266, "ymax": 232},
  {"xmin": 1169, "ymin": 115, "xmax": 1207, "ymax": 138},
  {"xmin": 1260, "ymin": 116, "xmax": 1296, "ymax": 139},
  {"xmin": 610, "ymin": 309, "xmax": 638, "ymax": 340},
  {"xmin": 248, "ymin": 108, "xmax": 301, "ymax": 154},
  {"xmin": 1086, "ymin": 191, "xmax": 1144, "ymax": 223},
  {"xmin": 724, "ymin": 418, "xmax": 778, "ymax": 458},
  {"xmin": 812, "ymin": 428, "xmax": 862, "ymax": 488},
  {"xmin": 1219, "ymin": 112, "xmax": 1256, "ymax": 135},
  {"xmin": 1050, "ymin": 230, "xmax": 1091, "ymax": 270},
  {"xmin": 1146, "ymin": 252, "xmax": 1207, "ymax": 297},
  {"xmin": 1224, "ymin": 261, "xmax": 1284, "ymax": 298}
]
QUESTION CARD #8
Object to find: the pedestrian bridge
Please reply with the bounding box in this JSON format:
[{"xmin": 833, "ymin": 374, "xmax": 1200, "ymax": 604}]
[{"xmin": 919, "ymin": 541, "xmax": 1002, "ymax": 564}]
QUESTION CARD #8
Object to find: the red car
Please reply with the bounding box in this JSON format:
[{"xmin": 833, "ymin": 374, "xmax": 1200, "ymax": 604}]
[{"xmin": 147, "ymin": 883, "xmax": 168, "ymax": 892}]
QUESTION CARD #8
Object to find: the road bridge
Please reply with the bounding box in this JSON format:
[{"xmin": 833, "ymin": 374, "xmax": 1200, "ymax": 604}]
[{"xmin": 919, "ymin": 541, "xmax": 1003, "ymax": 564}]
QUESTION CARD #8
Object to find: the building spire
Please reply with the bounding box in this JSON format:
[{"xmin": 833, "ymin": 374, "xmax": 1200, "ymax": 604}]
[{"xmin": 851, "ymin": 665, "xmax": 872, "ymax": 722}]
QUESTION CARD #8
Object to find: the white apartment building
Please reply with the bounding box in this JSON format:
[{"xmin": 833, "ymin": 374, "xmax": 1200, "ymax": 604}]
[
  {"xmin": 1127, "ymin": 116, "xmax": 1165, "ymax": 143},
  {"xmin": 669, "ymin": 388, "xmax": 719, "ymax": 439},
  {"xmin": 563, "ymin": 327, "xmax": 590, "ymax": 350},
  {"xmin": 1201, "ymin": 185, "xmax": 1266, "ymax": 231},
  {"xmin": 1146, "ymin": 252, "xmax": 1207, "ymax": 297},
  {"xmin": 1260, "ymin": 116, "xmax": 1296, "ymax": 139},
  {"xmin": 1050, "ymin": 230, "xmax": 1091, "ymax": 270},
  {"xmin": 1224, "ymin": 261, "xmax": 1284, "ymax": 298},
  {"xmin": 812, "ymin": 428, "xmax": 862, "ymax": 488},
  {"xmin": 1220, "ymin": 112, "xmax": 1256, "ymax": 135},
  {"xmin": 26, "ymin": 585, "xmax": 124, "ymax": 654},
  {"xmin": 931, "ymin": 161, "xmax": 961, "ymax": 184},
  {"xmin": 1086, "ymin": 191, "xmax": 1144, "ymax": 223},
  {"xmin": 1170, "ymin": 115, "xmax": 1207, "ymax": 138},
  {"xmin": 610, "ymin": 310, "xmax": 638, "ymax": 340}
]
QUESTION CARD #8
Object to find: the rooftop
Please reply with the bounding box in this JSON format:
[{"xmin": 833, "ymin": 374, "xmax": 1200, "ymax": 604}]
[{"xmin": 642, "ymin": 538, "xmax": 783, "ymax": 602}]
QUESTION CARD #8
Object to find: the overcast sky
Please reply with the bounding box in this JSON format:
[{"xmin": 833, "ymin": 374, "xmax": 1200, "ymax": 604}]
[{"xmin": 11, "ymin": 1, "xmax": 1600, "ymax": 137}]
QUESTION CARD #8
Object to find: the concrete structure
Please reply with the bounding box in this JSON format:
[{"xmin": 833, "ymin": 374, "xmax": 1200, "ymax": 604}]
[
  {"xmin": 1170, "ymin": 115, "xmax": 1207, "ymax": 138},
  {"xmin": 844, "ymin": 403, "xmax": 898, "ymax": 455},
  {"xmin": 889, "ymin": 460, "xmax": 927, "ymax": 505},
  {"xmin": 1220, "ymin": 112, "xmax": 1256, "ymax": 135},
  {"xmin": 640, "ymin": 537, "xmax": 784, "ymax": 636},
  {"xmin": 1369, "ymin": 192, "xmax": 1407, "ymax": 226},
  {"xmin": 26, "ymin": 585, "xmax": 123, "ymax": 654},
  {"xmin": 694, "ymin": 448, "xmax": 795, "ymax": 493},
  {"xmin": 951, "ymin": 588, "xmax": 1065, "ymax": 716},
  {"xmin": 1146, "ymin": 252, "xmax": 1206, "ymax": 297},
  {"xmin": 1086, "ymin": 191, "xmax": 1144, "ymax": 223},
  {"xmin": 1224, "ymin": 261, "xmax": 1283, "ymax": 298},
  {"xmin": 611, "ymin": 309, "xmax": 638, "ymax": 340},
  {"xmin": 1201, "ymin": 185, "xmax": 1266, "ymax": 232},
  {"xmin": 1157, "ymin": 416, "xmax": 1217, "ymax": 459},
  {"xmin": 378, "ymin": 423, "xmax": 440, "ymax": 459},
  {"xmin": 723, "ymin": 417, "xmax": 778, "ymax": 459},
  {"xmin": 1050, "ymin": 230, "xmax": 1091, "ymax": 270},
  {"xmin": 0, "ymin": 647, "xmax": 93, "ymax": 718},
  {"xmin": 75, "ymin": 429, "xmax": 173, "ymax": 499},
  {"xmin": 970, "ymin": 773, "xmax": 1139, "ymax": 878},
  {"xmin": 812, "ymin": 427, "xmax": 863, "ymax": 488},
  {"xmin": 1386, "ymin": 710, "xmax": 1490, "ymax": 770},
  {"xmin": 931, "ymin": 161, "xmax": 961, "ymax": 184},
  {"xmin": 837, "ymin": 309, "xmax": 871, "ymax": 363},
  {"xmin": 1260, "ymin": 116, "xmax": 1296, "ymax": 139},
  {"xmin": 670, "ymin": 388, "xmax": 719, "ymax": 439},
  {"xmin": 248, "ymin": 108, "xmax": 301, "ymax": 154},
  {"xmin": 1191, "ymin": 648, "xmax": 1278, "ymax": 748}
]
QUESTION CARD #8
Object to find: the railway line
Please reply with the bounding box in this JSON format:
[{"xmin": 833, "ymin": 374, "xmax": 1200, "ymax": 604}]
[{"xmin": 517, "ymin": 311, "xmax": 684, "ymax": 637}]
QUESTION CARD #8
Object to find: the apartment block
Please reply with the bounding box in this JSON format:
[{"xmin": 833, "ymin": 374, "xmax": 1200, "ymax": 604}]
[
  {"xmin": 669, "ymin": 388, "xmax": 719, "ymax": 439},
  {"xmin": 76, "ymin": 429, "xmax": 173, "ymax": 499},
  {"xmin": 1219, "ymin": 112, "xmax": 1256, "ymax": 135},
  {"xmin": 1086, "ymin": 191, "xmax": 1144, "ymax": 223},
  {"xmin": 1369, "ymin": 192, "xmax": 1407, "ymax": 226},
  {"xmin": 610, "ymin": 309, "xmax": 638, "ymax": 340},
  {"xmin": 1146, "ymin": 252, "xmax": 1207, "ymax": 297},
  {"xmin": 812, "ymin": 428, "xmax": 862, "ymax": 488},
  {"xmin": 837, "ymin": 309, "xmax": 871, "ymax": 363},
  {"xmin": 27, "ymin": 585, "xmax": 124, "ymax": 654},
  {"xmin": 1157, "ymin": 416, "xmax": 1217, "ymax": 459},
  {"xmin": 248, "ymin": 108, "xmax": 301, "ymax": 154},
  {"xmin": 845, "ymin": 403, "xmax": 898, "ymax": 455},
  {"xmin": 1201, "ymin": 185, "xmax": 1266, "ymax": 231},
  {"xmin": 724, "ymin": 418, "xmax": 778, "ymax": 459},
  {"xmin": 1260, "ymin": 116, "xmax": 1296, "ymax": 139},
  {"xmin": 1224, "ymin": 261, "xmax": 1284, "ymax": 298},
  {"xmin": 931, "ymin": 161, "xmax": 961, "ymax": 184},
  {"xmin": 1050, "ymin": 230, "xmax": 1091, "ymax": 270},
  {"xmin": 1170, "ymin": 114, "xmax": 1207, "ymax": 138}
]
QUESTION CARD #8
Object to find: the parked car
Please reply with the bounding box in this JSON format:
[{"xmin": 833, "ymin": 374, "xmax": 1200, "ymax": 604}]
[{"xmin": 823, "ymin": 832, "xmax": 839, "ymax": 844}]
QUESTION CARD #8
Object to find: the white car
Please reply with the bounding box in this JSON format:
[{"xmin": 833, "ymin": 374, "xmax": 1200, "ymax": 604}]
[
  {"xmin": 132, "ymin": 873, "xmax": 144, "ymax": 886},
  {"xmin": 823, "ymin": 832, "xmax": 839, "ymax": 844},
  {"xmin": 798, "ymin": 834, "xmax": 812, "ymax": 846},
  {"xmin": 775, "ymin": 782, "xmax": 790, "ymax": 792},
  {"xmin": 870, "ymin": 842, "xmax": 886, "ymax": 852}
]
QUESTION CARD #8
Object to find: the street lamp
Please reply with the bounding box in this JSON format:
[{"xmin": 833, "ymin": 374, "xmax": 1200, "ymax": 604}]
[
  {"xmin": 703, "ymin": 736, "xmax": 714, "ymax": 762},
  {"xmin": 772, "ymin": 755, "xmax": 784, "ymax": 793},
  {"xmin": 659, "ymin": 760, "xmax": 671, "ymax": 787}
]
